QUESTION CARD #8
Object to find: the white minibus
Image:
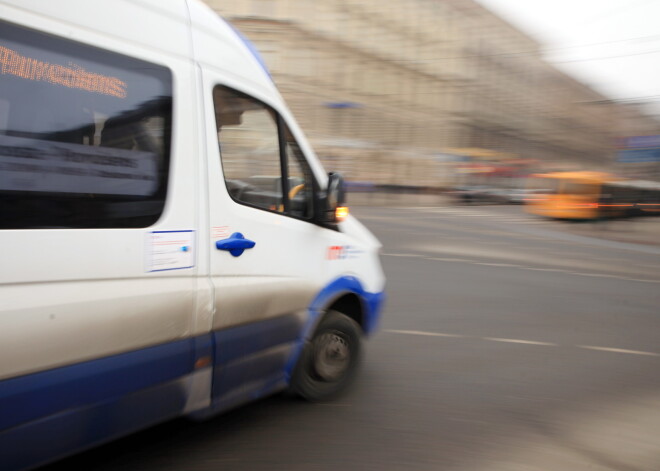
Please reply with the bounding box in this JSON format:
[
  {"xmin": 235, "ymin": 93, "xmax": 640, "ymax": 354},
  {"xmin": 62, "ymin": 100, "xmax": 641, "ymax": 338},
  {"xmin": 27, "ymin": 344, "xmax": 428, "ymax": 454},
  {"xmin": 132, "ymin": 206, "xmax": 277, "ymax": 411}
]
[{"xmin": 0, "ymin": 1, "xmax": 386, "ymax": 469}]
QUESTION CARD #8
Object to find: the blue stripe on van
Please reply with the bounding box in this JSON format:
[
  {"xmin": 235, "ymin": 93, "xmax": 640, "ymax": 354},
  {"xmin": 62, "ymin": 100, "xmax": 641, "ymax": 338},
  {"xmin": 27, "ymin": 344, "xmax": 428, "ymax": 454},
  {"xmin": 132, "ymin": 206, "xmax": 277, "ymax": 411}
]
[
  {"xmin": 1, "ymin": 375, "xmax": 191, "ymax": 471},
  {"xmin": 0, "ymin": 338, "xmax": 195, "ymax": 432},
  {"xmin": 213, "ymin": 314, "xmax": 301, "ymax": 365},
  {"xmin": 0, "ymin": 337, "xmax": 198, "ymax": 470},
  {"xmin": 211, "ymin": 314, "xmax": 302, "ymax": 401}
]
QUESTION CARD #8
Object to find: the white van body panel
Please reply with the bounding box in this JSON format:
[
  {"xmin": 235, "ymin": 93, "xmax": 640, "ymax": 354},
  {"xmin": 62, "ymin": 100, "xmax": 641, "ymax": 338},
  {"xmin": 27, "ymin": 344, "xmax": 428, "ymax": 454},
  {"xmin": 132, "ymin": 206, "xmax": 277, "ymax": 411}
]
[
  {"xmin": 1, "ymin": 278, "xmax": 194, "ymax": 380},
  {"xmin": 0, "ymin": 1, "xmax": 200, "ymax": 382}
]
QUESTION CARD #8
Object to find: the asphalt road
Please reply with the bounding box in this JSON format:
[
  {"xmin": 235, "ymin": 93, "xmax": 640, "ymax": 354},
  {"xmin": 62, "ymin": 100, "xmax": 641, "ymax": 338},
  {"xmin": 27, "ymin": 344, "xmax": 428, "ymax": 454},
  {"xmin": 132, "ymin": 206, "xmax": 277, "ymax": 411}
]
[{"xmin": 42, "ymin": 204, "xmax": 660, "ymax": 471}]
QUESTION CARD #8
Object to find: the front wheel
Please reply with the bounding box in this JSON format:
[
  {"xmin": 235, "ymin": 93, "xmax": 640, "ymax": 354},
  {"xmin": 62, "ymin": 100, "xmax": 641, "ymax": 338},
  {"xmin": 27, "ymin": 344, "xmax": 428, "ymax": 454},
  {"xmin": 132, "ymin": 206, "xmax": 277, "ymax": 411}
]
[{"xmin": 290, "ymin": 311, "xmax": 362, "ymax": 402}]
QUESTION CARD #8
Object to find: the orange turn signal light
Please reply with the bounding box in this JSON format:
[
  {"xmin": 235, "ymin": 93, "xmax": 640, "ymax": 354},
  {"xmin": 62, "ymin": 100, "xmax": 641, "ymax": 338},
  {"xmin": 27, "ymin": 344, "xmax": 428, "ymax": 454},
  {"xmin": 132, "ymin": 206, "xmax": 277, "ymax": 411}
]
[
  {"xmin": 335, "ymin": 206, "xmax": 349, "ymax": 222},
  {"xmin": 194, "ymin": 356, "xmax": 212, "ymax": 369}
]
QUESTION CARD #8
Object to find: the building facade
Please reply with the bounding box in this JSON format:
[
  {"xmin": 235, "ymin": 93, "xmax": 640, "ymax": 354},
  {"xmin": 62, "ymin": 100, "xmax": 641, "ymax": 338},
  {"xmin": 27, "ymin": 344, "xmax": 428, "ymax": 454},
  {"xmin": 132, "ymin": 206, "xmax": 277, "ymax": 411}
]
[{"xmin": 204, "ymin": 0, "xmax": 659, "ymax": 187}]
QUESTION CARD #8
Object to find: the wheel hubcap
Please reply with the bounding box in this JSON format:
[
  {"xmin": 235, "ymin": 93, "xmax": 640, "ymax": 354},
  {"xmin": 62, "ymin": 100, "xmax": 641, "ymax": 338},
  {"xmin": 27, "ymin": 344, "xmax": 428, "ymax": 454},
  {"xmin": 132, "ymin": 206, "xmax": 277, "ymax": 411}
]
[{"xmin": 313, "ymin": 331, "xmax": 350, "ymax": 382}]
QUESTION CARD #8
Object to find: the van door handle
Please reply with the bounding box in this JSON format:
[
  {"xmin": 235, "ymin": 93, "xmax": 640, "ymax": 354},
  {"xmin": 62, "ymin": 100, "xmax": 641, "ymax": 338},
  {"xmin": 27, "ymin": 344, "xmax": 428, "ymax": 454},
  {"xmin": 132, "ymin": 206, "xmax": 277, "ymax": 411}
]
[{"xmin": 215, "ymin": 232, "xmax": 256, "ymax": 257}]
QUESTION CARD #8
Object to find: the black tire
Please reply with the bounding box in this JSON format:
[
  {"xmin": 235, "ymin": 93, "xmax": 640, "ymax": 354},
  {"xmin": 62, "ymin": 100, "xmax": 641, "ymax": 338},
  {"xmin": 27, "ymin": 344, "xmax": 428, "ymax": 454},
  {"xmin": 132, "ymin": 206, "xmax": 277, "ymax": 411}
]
[{"xmin": 290, "ymin": 310, "xmax": 362, "ymax": 402}]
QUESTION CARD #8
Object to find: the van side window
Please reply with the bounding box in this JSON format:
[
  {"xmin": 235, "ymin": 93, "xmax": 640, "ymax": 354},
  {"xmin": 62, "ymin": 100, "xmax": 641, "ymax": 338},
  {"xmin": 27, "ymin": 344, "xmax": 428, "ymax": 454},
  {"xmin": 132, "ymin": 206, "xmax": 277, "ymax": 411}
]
[
  {"xmin": 284, "ymin": 130, "xmax": 314, "ymax": 219},
  {"xmin": 0, "ymin": 20, "xmax": 172, "ymax": 229},
  {"xmin": 214, "ymin": 86, "xmax": 314, "ymax": 220}
]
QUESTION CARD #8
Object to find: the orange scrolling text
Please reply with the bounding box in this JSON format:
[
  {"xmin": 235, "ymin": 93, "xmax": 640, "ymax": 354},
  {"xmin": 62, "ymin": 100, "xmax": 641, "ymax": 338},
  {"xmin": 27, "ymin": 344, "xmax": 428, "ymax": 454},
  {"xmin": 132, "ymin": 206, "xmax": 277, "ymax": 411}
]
[{"xmin": 0, "ymin": 45, "xmax": 127, "ymax": 98}]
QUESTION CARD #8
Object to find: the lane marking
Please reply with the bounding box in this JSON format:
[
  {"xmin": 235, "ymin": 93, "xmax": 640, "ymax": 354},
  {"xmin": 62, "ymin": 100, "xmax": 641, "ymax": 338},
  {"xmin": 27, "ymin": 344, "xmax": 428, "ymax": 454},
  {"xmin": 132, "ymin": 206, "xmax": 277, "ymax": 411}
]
[
  {"xmin": 473, "ymin": 262, "xmax": 525, "ymax": 268},
  {"xmin": 383, "ymin": 253, "xmax": 424, "ymax": 257},
  {"xmin": 381, "ymin": 253, "xmax": 660, "ymax": 284},
  {"xmin": 393, "ymin": 207, "xmax": 660, "ymax": 255},
  {"xmin": 385, "ymin": 329, "xmax": 464, "ymax": 338},
  {"xmin": 484, "ymin": 337, "xmax": 557, "ymax": 346},
  {"xmin": 568, "ymin": 272, "xmax": 619, "ymax": 279},
  {"xmin": 426, "ymin": 257, "xmax": 474, "ymax": 263},
  {"xmin": 566, "ymin": 272, "xmax": 659, "ymax": 283},
  {"xmin": 385, "ymin": 330, "xmax": 660, "ymax": 357},
  {"xmin": 578, "ymin": 346, "xmax": 660, "ymax": 357},
  {"xmin": 381, "ymin": 253, "xmax": 425, "ymax": 258}
]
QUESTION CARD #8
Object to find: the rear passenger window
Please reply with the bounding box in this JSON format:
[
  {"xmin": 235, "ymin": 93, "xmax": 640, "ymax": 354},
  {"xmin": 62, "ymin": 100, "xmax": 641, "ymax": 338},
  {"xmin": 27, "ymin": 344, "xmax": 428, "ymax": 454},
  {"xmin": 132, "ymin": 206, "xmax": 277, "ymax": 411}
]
[{"xmin": 0, "ymin": 20, "xmax": 172, "ymax": 229}]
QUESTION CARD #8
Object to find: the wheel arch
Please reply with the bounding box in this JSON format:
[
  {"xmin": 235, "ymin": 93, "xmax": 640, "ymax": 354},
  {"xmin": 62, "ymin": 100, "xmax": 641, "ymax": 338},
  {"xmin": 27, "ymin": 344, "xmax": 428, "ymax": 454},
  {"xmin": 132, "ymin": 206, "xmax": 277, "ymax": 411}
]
[
  {"xmin": 325, "ymin": 292, "xmax": 365, "ymax": 333},
  {"xmin": 284, "ymin": 275, "xmax": 380, "ymax": 380},
  {"xmin": 306, "ymin": 276, "xmax": 372, "ymax": 337}
]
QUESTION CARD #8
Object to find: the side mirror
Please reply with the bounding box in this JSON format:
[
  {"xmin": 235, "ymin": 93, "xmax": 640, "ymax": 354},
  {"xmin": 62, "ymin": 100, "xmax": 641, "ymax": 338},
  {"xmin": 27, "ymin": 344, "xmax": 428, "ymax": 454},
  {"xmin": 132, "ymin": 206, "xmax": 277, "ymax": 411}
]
[
  {"xmin": 327, "ymin": 172, "xmax": 346, "ymax": 209},
  {"xmin": 318, "ymin": 172, "xmax": 348, "ymax": 224}
]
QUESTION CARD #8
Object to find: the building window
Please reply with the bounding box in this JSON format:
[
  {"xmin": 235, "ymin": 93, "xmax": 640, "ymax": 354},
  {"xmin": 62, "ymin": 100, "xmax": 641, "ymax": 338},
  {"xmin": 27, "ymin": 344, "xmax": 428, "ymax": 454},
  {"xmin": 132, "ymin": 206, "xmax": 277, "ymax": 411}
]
[{"xmin": 251, "ymin": 0, "xmax": 276, "ymax": 18}]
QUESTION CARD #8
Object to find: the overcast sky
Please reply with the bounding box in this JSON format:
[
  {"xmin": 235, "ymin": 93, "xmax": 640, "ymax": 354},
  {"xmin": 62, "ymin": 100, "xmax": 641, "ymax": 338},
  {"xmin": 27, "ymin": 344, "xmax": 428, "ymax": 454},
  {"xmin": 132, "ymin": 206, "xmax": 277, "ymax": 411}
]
[{"xmin": 473, "ymin": 0, "xmax": 660, "ymax": 111}]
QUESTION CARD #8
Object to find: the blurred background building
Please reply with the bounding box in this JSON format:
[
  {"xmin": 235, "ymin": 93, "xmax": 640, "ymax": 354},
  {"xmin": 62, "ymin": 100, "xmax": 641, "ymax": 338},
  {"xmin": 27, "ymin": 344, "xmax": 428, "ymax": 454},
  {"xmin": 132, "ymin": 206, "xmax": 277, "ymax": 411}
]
[{"xmin": 204, "ymin": 0, "xmax": 660, "ymax": 188}]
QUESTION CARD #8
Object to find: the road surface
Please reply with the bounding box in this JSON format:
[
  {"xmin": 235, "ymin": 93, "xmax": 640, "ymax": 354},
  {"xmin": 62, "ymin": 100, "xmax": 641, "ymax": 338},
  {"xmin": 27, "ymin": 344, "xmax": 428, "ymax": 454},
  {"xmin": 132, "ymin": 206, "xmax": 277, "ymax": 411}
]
[{"xmin": 42, "ymin": 204, "xmax": 660, "ymax": 471}]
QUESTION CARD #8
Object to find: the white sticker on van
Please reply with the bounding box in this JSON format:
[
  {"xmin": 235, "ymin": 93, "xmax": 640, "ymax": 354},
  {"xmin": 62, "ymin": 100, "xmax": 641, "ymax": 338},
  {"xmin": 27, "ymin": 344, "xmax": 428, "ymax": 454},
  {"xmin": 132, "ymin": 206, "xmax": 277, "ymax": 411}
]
[
  {"xmin": 212, "ymin": 226, "xmax": 230, "ymax": 239},
  {"xmin": 147, "ymin": 230, "xmax": 195, "ymax": 272},
  {"xmin": 326, "ymin": 245, "xmax": 364, "ymax": 260}
]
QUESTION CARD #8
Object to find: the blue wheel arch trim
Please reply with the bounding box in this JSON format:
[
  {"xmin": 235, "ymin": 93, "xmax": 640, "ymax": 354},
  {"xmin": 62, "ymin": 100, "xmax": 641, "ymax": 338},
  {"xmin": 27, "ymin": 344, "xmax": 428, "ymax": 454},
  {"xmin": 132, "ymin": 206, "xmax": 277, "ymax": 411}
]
[{"xmin": 284, "ymin": 275, "xmax": 386, "ymax": 379}]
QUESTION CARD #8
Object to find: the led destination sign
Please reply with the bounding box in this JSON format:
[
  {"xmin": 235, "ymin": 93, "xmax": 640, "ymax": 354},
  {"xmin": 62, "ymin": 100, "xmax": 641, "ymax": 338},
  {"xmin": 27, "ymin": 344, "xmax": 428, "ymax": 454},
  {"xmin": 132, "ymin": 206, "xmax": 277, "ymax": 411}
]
[{"xmin": 0, "ymin": 45, "xmax": 127, "ymax": 98}]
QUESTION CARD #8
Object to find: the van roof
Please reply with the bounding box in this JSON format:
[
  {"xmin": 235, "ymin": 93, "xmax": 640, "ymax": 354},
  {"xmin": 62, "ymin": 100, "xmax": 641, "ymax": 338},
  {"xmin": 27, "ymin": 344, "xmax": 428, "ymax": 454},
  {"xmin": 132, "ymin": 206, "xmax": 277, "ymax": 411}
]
[{"xmin": 187, "ymin": 0, "xmax": 277, "ymax": 93}]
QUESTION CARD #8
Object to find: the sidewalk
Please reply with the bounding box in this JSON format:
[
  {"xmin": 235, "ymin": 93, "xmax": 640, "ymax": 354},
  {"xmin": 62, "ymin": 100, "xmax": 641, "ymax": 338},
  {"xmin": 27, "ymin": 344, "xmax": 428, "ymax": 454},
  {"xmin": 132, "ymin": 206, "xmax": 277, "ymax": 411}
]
[
  {"xmin": 347, "ymin": 191, "xmax": 660, "ymax": 247},
  {"xmin": 348, "ymin": 191, "xmax": 452, "ymax": 208},
  {"xmin": 557, "ymin": 216, "xmax": 660, "ymax": 247}
]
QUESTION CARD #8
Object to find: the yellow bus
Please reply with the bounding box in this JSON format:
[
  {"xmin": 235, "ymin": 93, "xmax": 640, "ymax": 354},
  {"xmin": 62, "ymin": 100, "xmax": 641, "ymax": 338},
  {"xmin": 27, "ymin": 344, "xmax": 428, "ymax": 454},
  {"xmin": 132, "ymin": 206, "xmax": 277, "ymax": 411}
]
[{"xmin": 524, "ymin": 171, "xmax": 660, "ymax": 220}]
